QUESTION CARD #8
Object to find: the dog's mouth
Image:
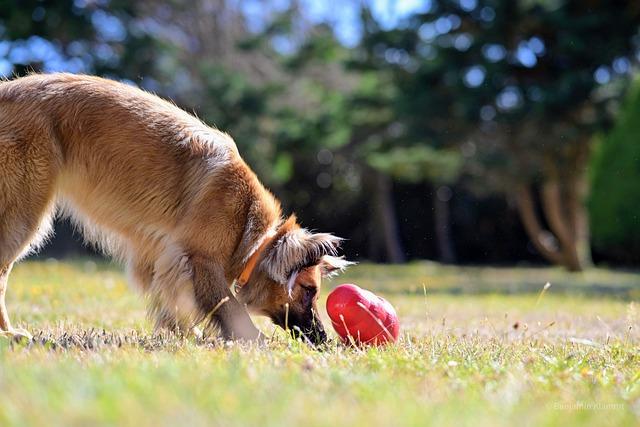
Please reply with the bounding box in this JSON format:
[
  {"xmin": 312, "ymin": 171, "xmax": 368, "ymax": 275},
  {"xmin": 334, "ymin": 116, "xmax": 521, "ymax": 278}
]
[
  {"xmin": 294, "ymin": 324, "xmax": 327, "ymax": 346},
  {"xmin": 270, "ymin": 312, "xmax": 327, "ymax": 346}
]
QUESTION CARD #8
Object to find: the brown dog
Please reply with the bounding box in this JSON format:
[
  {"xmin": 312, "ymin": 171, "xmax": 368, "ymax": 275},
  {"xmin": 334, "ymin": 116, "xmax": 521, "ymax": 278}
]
[{"xmin": 0, "ymin": 73, "xmax": 350, "ymax": 344}]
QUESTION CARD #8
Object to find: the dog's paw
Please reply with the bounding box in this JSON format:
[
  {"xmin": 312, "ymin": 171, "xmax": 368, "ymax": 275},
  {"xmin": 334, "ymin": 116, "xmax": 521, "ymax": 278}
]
[{"xmin": 0, "ymin": 327, "xmax": 33, "ymax": 343}]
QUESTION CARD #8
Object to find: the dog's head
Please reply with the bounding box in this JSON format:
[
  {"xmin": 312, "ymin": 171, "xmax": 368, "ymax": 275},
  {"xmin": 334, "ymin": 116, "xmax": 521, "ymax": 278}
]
[{"xmin": 237, "ymin": 215, "xmax": 352, "ymax": 345}]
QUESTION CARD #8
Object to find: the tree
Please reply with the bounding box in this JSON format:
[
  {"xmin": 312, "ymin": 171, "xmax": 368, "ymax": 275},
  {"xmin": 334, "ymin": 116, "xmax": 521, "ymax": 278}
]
[
  {"xmin": 379, "ymin": 0, "xmax": 640, "ymax": 270},
  {"xmin": 0, "ymin": 0, "xmax": 160, "ymax": 77},
  {"xmin": 252, "ymin": 8, "xmax": 410, "ymax": 262},
  {"xmin": 589, "ymin": 77, "xmax": 640, "ymax": 264},
  {"xmin": 368, "ymin": 146, "xmax": 463, "ymax": 263},
  {"xmin": 351, "ymin": 6, "xmax": 469, "ymax": 263}
]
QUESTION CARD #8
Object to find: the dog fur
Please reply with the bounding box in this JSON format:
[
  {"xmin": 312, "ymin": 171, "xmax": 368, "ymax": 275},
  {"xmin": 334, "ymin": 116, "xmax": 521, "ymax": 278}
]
[{"xmin": 0, "ymin": 73, "xmax": 349, "ymax": 343}]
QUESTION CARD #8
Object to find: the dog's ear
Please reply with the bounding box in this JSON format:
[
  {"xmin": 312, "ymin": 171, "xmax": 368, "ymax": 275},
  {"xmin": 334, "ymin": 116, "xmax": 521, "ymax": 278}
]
[
  {"xmin": 319, "ymin": 255, "xmax": 354, "ymax": 278},
  {"xmin": 261, "ymin": 218, "xmax": 345, "ymax": 283}
]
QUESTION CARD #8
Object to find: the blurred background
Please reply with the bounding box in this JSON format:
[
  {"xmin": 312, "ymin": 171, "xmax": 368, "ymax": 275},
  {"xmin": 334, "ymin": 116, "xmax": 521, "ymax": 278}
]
[{"xmin": 1, "ymin": 0, "xmax": 639, "ymax": 270}]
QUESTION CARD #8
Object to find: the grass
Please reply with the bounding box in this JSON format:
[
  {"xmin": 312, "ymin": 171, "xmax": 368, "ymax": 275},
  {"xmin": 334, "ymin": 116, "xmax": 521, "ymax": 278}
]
[{"xmin": 1, "ymin": 259, "xmax": 639, "ymax": 427}]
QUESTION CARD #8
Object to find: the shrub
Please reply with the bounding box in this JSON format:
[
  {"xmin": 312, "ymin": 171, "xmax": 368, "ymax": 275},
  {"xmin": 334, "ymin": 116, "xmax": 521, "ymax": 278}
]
[{"xmin": 589, "ymin": 78, "xmax": 640, "ymax": 263}]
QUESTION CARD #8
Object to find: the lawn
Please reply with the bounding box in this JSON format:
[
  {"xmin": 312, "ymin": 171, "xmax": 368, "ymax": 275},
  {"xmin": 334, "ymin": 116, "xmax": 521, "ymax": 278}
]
[{"xmin": 1, "ymin": 260, "xmax": 639, "ymax": 427}]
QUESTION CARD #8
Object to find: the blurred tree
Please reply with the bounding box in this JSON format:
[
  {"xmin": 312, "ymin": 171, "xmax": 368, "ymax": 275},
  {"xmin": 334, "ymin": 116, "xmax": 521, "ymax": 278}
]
[
  {"xmin": 379, "ymin": 0, "xmax": 640, "ymax": 270},
  {"xmin": 250, "ymin": 8, "xmax": 410, "ymax": 262},
  {"xmin": 368, "ymin": 146, "xmax": 463, "ymax": 262},
  {"xmin": 0, "ymin": 0, "xmax": 157, "ymax": 77},
  {"xmin": 121, "ymin": 0, "xmax": 282, "ymax": 181},
  {"xmin": 352, "ymin": 7, "xmax": 467, "ymax": 263},
  {"xmin": 589, "ymin": 77, "xmax": 640, "ymax": 264}
]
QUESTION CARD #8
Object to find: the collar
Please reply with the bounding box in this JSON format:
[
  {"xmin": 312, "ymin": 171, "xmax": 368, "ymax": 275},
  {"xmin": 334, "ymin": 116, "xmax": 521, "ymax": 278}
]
[{"xmin": 235, "ymin": 230, "xmax": 277, "ymax": 288}]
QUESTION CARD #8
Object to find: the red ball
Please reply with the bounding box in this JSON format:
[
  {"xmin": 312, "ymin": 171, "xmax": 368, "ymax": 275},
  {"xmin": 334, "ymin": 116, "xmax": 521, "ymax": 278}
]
[{"xmin": 326, "ymin": 284, "xmax": 399, "ymax": 345}]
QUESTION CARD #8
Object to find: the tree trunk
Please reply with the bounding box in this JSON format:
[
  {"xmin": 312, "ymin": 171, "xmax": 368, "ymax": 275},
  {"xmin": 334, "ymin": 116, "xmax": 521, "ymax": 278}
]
[
  {"xmin": 516, "ymin": 179, "xmax": 591, "ymax": 271},
  {"xmin": 540, "ymin": 180, "xmax": 582, "ymax": 271},
  {"xmin": 566, "ymin": 169, "xmax": 593, "ymax": 269},
  {"xmin": 372, "ymin": 171, "xmax": 406, "ymax": 263},
  {"xmin": 567, "ymin": 143, "xmax": 593, "ymax": 268},
  {"xmin": 514, "ymin": 185, "xmax": 566, "ymax": 266},
  {"xmin": 510, "ymin": 131, "xmax": 592, "ymax": 271},
  {"xmin": 434, "ymin": 187, "xmax": 456, "ymax": 263}
]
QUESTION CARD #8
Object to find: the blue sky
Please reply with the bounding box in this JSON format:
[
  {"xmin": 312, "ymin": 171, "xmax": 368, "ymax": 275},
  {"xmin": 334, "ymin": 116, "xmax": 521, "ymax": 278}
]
[
  {"xmin": 303, "ymin": 0, "xmax": 430, "ymax": 46},
  {"xmin": 241, "ymin": 0, "xmax": 430, "ymax": 47}
]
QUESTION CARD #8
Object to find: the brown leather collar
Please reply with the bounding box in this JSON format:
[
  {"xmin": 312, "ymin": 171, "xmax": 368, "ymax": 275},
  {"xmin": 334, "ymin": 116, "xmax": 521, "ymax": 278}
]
[{"xmin": 236, "ymin": 230, "xmax": 277, "ymax": 288}]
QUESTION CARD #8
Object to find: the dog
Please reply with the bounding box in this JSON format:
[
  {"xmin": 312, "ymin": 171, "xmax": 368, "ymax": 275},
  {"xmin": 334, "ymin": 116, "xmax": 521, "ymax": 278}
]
[{"xmin": 0, "ymin": 73, "xmax": 350, "ymax": 345}]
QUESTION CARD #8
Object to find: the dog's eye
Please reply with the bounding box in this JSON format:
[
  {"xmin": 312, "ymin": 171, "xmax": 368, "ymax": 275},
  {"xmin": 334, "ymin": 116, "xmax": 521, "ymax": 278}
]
[
  {"xmin": 300, "ymin": 285, "xmax": 316, "ymax": 295},
  {"xmin": 300, "ymin": 285, "xmax": 317, "ymax": 304}
]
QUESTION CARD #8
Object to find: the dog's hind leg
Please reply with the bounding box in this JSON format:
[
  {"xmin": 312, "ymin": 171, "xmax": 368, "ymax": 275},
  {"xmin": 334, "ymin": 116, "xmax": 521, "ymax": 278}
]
[
  {"xmin": 0, "ymin": 192, "xmax": 57, "ymax": 341},
  {"xmin": 0, "ymin": 125, "xmax": 61, "ymax": 340}
]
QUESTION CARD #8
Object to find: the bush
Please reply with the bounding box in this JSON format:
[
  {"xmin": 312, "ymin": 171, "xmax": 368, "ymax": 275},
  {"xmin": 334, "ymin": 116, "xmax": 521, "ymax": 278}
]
[{"xmin": 589, "ymin": 78, "xmax": 640, "ymax": 264}]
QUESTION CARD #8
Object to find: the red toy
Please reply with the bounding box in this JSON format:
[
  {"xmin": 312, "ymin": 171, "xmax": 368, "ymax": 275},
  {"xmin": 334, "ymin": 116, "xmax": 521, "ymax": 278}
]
[{"xmin": 326, "ymin": 284, "xmax": 399, "ymax": 345}]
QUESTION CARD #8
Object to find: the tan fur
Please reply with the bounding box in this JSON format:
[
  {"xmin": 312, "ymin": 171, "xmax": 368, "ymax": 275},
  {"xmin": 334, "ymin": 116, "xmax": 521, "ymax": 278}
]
[{"xmin": 0, "ymin": 73, "xmax": 348, "ymax": 343}]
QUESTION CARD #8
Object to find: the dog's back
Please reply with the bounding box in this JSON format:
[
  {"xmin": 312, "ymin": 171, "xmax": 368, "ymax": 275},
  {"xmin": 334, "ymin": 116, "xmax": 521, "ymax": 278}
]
[
  {"xmin": 0, "ymin": 73, "xmax": 280, "ymax": 268},
  {"xmin": 1, "ymin": 73, "xmax": 237, "ymax": 215}
]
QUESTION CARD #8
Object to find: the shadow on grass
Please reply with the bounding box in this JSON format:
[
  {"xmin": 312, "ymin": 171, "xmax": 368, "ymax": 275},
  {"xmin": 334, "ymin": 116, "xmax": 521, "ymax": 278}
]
[{"xmin": 373, "ymin": 282, "xmax": 640, "ymax": 300}]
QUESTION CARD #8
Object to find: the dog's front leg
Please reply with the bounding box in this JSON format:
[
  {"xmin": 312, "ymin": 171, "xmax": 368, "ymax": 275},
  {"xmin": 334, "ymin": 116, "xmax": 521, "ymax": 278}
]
[
  {"xmin": 191, "ymin": 255, "xmax": 263, "ymax": 342},
  {"xmin": 211, "ymin": 287, "xmax": 264, "ymax": 342}
]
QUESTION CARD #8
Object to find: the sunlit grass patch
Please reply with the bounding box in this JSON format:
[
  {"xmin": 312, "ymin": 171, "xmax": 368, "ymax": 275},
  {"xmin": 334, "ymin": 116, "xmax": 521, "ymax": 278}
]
[{"xmin": 1, "ymin": 260, "xmax": 639, "ymax": 427}]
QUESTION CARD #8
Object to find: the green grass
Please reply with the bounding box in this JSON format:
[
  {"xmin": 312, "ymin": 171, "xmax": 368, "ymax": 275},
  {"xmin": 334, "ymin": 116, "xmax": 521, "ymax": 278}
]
[{"xmin": 1, "ymin": 260, "xmax": 639, "ymax": 427}]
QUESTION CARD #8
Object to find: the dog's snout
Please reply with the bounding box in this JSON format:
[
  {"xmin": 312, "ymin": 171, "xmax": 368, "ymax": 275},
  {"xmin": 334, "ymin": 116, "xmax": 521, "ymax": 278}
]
[
  {"xmin": 302, "ymin": 323, "xmax": 327, "ymax": 346},
  {"xmin": 271, "ymin": 307, "xmax": 327, "ymax": 346},
  {"xmin": 303, "ymin": 310, "xmax": 327, "ymax": 345}
]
